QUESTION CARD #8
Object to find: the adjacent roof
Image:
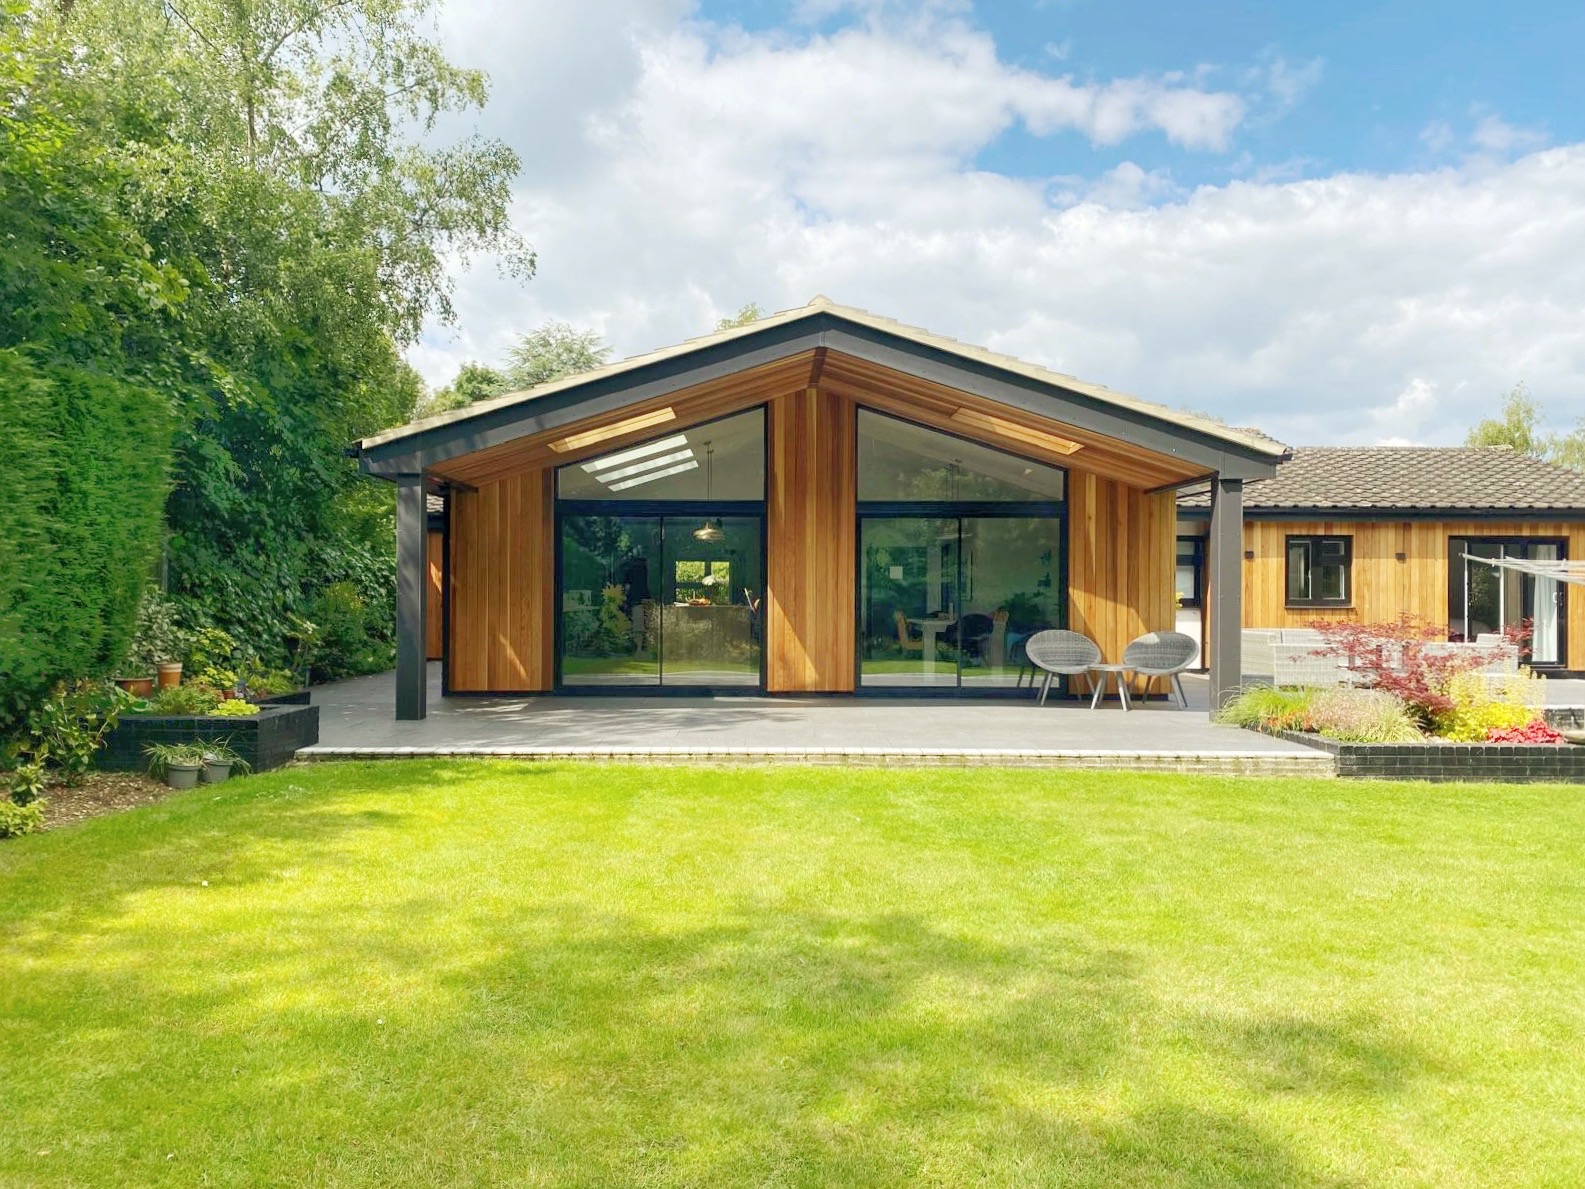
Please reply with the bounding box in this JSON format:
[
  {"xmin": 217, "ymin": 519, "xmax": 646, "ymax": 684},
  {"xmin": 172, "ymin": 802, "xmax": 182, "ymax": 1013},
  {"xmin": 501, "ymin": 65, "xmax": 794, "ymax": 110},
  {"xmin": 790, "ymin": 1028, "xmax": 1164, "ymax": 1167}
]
[
  {"xmin": 1179, "ymin": 446, "xmax": 1585, "ymax": 514},
  {"xmin": 357, "ymin": 296, "xmax": 1287, "ymax": 463}
]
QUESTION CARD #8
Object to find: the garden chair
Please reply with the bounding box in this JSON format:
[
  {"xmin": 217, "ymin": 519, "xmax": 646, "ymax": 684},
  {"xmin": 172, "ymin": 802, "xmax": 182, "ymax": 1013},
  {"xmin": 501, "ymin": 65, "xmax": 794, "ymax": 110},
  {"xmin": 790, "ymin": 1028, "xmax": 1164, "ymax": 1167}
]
[
  {"xmin": 1023, "ymin": 629, "xmax": 1103, "ymax": 706},
  {"xmin": 1121, "ymin": 631, "xmax": 1199, "ymax": 709},
  {"xmin": 892, "ymin": 609, "xmax": 924, "ymax": 655}
]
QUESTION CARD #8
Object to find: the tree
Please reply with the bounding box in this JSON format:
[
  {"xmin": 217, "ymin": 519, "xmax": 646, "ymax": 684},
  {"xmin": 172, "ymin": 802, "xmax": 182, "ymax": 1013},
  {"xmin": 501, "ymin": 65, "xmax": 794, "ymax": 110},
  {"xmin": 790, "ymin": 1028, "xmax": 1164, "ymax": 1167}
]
[
  {"xmin": 415, "ymin": 363, "xmax": 508, "ymax": 419},
  {"xmin": 503, "ymin": 322, "xmax": 612, "ymax": 390},
  {"xmin": 1466, "ymin": 385, "xmax": 1545, "ymax": 454},
  {"xmin": 1466, "ymin": 384, "xmax": 1585, "ymax": 471},
  {"xmin": 10, "ymin": 0, "xmax": 534, "ymax": 679},
  {"xmin": 716, "ymin": 303, "xmax": 764, "ymax": 330}
]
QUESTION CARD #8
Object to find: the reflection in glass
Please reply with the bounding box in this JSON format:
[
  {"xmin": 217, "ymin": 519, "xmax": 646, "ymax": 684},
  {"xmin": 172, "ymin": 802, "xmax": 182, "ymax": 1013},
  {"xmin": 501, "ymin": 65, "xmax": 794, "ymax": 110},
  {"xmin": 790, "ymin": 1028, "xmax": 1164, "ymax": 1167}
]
[
  {"xmin": 1450, "ymin": 538, "xmax": 1564, "ymax": 665},
  {"xmin": 560, "ymin": 515, "xmax": 762, "ymax": 686},
  {"xmin": 857, "ymin": 409, "xmax": 1066, "ymax": 503},
  {"xmin": 859, "ymin": 516, "xmax": 1063, "ymax": 688}
]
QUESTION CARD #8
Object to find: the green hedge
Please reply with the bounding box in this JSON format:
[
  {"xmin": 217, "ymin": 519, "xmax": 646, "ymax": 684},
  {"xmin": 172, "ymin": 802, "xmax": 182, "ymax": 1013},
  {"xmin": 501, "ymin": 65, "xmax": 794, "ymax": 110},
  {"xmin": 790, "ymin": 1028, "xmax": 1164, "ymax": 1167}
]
[{"xmin": 0, "ymin": 350, "xmax": 173, "ymax": 731}]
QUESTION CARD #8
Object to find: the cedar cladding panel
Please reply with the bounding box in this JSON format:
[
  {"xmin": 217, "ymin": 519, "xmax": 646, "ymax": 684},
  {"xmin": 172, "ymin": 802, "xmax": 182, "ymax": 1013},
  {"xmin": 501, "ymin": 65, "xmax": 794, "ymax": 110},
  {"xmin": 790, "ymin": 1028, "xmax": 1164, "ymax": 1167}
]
[
  {"xmin": 1067, "ymin": 473, "xmax": 1177, "ymax": 693},
  {"xmin": 766, "ymin": 387, "xmax": 857, "ymax": 692},
  {"xmin": 426, "ymin": 528, "xmax": 443, "ymax": 661},
  {"xmin": 447, "ymin": 470, "xmax": 554, "ymax": 692},
  {"xmin": 1241, "ymin": 518, "xmax": 1585, "ymax": 670}
]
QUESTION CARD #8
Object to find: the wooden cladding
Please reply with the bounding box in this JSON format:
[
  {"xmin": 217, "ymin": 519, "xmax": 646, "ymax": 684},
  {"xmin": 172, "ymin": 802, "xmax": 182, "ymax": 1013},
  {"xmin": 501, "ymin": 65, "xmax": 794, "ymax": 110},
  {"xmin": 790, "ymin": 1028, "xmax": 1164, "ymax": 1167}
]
[
  {"xmin": 767, "ymin": 388, "xmax": 857, "ymax": 692},
  {"xmin": 1241, "ymin": 518, "xmax": 1585, "ymax": 670},
  {"xmin": 448, "ymin": 470, "xmax": 555, "ymax": 692},
  {"xmin": 1068, "ymin": 473, "xmax": 1176, "ymax": 693},
  {"xmin": 426, "ymin": 528, "xmax": 443, "ymax": 662}
]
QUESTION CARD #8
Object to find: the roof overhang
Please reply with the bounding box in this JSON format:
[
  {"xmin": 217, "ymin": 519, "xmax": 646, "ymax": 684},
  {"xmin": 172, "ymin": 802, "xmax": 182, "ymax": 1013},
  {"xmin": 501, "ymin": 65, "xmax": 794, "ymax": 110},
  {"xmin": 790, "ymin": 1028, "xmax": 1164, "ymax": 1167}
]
[{"xmin": 355, "ymin": 304, "xmax": 1289, "ymax": 485}]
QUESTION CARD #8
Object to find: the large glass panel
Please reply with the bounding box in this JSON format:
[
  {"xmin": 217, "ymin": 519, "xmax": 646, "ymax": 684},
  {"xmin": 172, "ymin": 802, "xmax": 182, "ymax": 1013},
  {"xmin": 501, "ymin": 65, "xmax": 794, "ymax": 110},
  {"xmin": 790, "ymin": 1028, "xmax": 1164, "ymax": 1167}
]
[
  {"xmin": 1451, "ymin": 538, "xmax": 1564, "ymax": 664},
  {"xmin": 557, "ymin": 407, "xmax": 764, "ymax": 501},
  {"xmin": 559, "ymin": 516, "xmax": 662, "ymax": 685},
  {"xmin": 857, "ymin": 410, "xmax": 1066, "ymax": 502},
  {"xmin": 659, "ymin": 516, "xmax": 762, "ymax": 686},
  {"xmin": 957, "ymin": 517, "xmax": 1063, "ymax": 689},
  {"xmin": 859, "ymin": 517, "xmax": 960, "ymax": 687}
]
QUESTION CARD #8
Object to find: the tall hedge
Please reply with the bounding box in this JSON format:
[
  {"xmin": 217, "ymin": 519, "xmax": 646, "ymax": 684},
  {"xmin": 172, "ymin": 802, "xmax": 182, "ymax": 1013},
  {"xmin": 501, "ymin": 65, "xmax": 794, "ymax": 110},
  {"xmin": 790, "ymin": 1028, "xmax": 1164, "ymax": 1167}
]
[{"xmin": 0, "ymin": 350, "xmax": 172, "ymax": 730}]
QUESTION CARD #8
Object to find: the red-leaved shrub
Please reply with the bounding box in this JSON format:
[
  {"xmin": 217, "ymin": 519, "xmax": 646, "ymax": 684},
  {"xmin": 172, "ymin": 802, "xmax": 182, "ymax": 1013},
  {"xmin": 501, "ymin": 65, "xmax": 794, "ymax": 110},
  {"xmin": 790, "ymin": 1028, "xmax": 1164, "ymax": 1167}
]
[{"xmin": 1308, "ymin": 614, "xmax": 1512, "ymax": 723}]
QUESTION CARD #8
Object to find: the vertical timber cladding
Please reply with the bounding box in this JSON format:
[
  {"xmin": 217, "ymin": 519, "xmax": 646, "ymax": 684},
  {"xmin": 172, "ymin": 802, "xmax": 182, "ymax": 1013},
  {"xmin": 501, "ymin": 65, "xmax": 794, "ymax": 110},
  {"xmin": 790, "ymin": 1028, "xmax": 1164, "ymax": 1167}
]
[
  {"xmin": 425, "ymin": 528, "xmax": 443, "ymax": 661},
  {"xmin": 1241, "ymin": 518, "xmax": 1585, "ymax": 670},
  {"xmin": 1067, "ymin": 472, "xmax": 1177, "ymax": 694},
  {"xmin": 767, "ymin": 387, "xmax": 858, "ymax": 692},
  {"xmin": 447, "ymin": 469, "xmax": 555, "ymax": 692}
]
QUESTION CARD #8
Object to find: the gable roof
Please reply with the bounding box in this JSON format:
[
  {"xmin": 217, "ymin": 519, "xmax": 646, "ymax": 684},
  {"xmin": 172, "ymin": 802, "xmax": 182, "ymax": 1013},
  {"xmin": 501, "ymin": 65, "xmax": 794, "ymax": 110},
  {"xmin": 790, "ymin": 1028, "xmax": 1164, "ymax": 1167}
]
[
  {"xmin": 1179, "ymin": 446, "xmax": 1585, "ymax": 514},
  {"xmin": 355, "ymin": 297, "xmax": 1288, "ymax": 479}
]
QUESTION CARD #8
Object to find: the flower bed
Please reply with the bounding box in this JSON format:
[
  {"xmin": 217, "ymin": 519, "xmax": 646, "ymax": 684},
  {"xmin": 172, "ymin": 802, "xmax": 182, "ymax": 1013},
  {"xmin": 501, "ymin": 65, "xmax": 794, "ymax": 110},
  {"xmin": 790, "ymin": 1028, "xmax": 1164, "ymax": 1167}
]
[
  {"xmin": 1265, "ymin": 727, "xmax": 1585, "ymax": 783},
  {"xmin": 100, "ymin": 704, "xmax": 319, "ymax": 774}
]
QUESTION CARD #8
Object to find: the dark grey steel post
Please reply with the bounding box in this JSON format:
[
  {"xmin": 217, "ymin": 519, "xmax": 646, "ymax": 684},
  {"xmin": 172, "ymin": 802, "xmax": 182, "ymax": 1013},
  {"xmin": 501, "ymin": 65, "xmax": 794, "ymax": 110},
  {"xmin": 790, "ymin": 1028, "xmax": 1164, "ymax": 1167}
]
[
  {"xmin": 395, "ymin": 473, "xmax": 428, "ymax": 721},
  {"xmin": 1208, "ymin": 475, "xmax": 1244, "ymax": 710}
]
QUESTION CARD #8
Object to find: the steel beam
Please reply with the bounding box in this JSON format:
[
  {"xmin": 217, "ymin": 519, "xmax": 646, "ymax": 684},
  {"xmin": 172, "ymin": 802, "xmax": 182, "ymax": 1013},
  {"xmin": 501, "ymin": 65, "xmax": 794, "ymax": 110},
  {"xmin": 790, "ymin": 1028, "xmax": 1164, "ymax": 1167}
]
[
  {"xmin": 395, "ymin": 473, "xmax": 428, "ymax": 720},
  {"xmin": 1208, "ymin": 475, "xmax": 1244, "ymax": 710}
]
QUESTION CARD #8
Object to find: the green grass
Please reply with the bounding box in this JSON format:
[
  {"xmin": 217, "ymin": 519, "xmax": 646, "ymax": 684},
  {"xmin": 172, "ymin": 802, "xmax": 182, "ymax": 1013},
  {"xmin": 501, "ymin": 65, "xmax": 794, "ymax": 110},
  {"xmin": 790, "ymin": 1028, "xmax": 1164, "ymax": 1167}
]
[{"xmin": 3, "ymin": 764, "xmax": 1583, "ymax": 1186}]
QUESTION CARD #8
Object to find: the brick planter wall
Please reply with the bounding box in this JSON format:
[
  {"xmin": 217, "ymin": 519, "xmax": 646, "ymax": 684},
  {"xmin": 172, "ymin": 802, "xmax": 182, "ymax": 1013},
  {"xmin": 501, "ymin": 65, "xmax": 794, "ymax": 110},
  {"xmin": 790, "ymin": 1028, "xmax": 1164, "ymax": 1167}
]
[
  {"xmin": 102, "ymin": 704, "xmax": 319, "ymax": 773},
  {"xmin": 255, "ymin": 689, "xmax": 312, "ymax": 707},
  {"xmin": 1274, "ymin": 729, "xmax": 1585, "ymax": 783}
]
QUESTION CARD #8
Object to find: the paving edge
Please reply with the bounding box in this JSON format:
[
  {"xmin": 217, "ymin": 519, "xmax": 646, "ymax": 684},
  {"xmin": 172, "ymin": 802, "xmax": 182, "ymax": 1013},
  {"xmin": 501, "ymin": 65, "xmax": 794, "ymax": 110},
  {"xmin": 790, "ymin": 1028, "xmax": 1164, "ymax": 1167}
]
[{"xmin": 296, "ymin": 747, "xmax": 1335, "ymax": 776}]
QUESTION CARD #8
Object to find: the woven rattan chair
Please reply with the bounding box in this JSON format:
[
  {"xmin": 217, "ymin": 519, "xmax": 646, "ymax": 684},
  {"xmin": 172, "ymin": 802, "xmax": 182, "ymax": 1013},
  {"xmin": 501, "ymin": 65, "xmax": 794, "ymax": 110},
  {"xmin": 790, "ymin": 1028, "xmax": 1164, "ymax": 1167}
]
[
  {"xmin": 1023, "ymin": 629, "xmax": 1103, "ymax": 706},
  {"xmin": 1121, "ymin": 631, "xmax": 1198, "ymax": 709}
]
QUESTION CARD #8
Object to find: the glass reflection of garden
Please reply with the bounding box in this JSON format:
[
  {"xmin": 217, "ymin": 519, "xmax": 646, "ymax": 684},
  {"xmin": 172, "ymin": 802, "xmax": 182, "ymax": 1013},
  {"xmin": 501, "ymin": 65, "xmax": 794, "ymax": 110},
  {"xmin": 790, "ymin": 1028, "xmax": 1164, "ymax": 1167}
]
[{"xmin": 559, "ymin": 515, "xmax": 761, "ymax": 685}]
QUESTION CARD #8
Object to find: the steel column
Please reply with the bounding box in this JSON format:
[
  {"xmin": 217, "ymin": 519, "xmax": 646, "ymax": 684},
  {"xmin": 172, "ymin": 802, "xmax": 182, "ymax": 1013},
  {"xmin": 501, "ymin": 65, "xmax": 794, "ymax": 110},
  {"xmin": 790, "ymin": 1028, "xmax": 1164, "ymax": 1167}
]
[
  {"xmin": 395, "ymin": 473, "xmax": 428, "ymax": 720},
  {"xmin": 1208, "ymin": 475, "xmax": 1244, "ymax": 710}
]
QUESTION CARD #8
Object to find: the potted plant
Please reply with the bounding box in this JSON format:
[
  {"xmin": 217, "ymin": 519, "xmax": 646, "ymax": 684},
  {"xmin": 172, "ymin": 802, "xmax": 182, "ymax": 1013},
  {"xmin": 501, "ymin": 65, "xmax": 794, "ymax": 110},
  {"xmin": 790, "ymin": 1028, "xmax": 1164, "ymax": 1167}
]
[
  {"xmin": 143, "ymin": 741, "xmax": 208, "ymax": 789},
  {"xmin": 200, "ymin": 740, "xmax": 251, "ymax": 784},
  {"xmin": 123, "ymin": 591, "xmax": 188, "ymax": 691}
]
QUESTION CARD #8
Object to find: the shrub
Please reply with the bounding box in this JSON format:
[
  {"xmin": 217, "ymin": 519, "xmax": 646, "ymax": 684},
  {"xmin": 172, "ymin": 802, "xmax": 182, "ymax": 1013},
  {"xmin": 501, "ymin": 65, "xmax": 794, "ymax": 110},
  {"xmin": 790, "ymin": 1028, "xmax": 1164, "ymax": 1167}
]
[
  {"xmin": 307, "ymin": 581, "xmax": 395, "ymax": 680},
  {"xmin": 1487, "ymin": 721, "xmax": 1566, "ymax": 744},
  {"xmin": 210, "ymin": 700, "xmax": 260, "ymax": 717},
  {"xmin": 0, "ymin": 354, "xmax": 174, "ymax": 734},
  {"xmin": 123, "ymin": 590, "xmax": 188, "ymax": 675},
  {"xmin": 1303, "ymin": 687, "xmax": 1423, "ymax": 743},
  {"xmin": 1215, "ymin": 685, "xmax": 1315, "ymax": 732},
  {"xmin": 8, "ymin": 680, "xmax": 130, "ymax": 788},
  {"xmin": 146, "ymin": 684, "xmax": 222, "ymax": 716},
  {"xmin": 244, "ymin": 668, "xmax": 298, "ymax": 697},
  {"xmin": 0, "ymin": 797, "xmax": 44, "ymax": 839},
  {"xmin": 1309, "ymin": 614, "xmax": 1512, "ymax": 725},
  {"xmin": 1432, "ymin": 670, "xmax": 1545, "ymax": 742},
  {"xmin": 8, "ymin": 760, "xmax": 47, "ymax": 806}
]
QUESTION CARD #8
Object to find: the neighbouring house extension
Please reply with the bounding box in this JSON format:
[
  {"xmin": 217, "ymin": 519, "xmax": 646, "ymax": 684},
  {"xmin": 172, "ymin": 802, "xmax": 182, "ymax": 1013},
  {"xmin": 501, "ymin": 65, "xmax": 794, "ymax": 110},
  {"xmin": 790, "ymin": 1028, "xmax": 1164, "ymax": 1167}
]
[{"xmin": 1177, "ymin": 446, "xmax": 1585, "ymax": 675}]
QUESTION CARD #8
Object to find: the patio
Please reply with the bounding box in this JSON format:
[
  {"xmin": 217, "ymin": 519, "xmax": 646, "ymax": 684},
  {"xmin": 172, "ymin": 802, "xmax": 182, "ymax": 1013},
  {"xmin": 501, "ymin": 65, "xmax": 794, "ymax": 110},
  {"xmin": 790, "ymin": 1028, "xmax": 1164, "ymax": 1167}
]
[{"xmin": 300, "ymin": 664, "xmax": 1332, "ymax": 774}]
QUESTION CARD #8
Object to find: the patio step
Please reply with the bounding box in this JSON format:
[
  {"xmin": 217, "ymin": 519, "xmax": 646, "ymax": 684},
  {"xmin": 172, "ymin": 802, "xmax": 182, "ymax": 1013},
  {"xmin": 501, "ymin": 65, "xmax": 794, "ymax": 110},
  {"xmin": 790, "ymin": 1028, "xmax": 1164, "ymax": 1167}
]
[{"xmin": 296, "ymin": 745, "xmax": 1335, "ymax": 777}]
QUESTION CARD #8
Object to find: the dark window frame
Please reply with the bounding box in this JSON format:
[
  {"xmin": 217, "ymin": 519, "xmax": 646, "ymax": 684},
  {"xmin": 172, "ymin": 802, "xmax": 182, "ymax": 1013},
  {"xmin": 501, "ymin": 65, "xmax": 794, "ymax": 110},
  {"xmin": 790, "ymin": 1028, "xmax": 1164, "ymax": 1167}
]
[{"xmin": 1285, "ymin": 534, "xmax": 1352, "ymax": 608}]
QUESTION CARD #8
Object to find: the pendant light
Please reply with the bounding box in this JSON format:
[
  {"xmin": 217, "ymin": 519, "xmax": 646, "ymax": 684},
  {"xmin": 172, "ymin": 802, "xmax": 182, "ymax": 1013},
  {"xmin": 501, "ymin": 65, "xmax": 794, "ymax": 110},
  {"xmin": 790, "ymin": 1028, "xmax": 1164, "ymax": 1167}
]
[{"xmin": 693, "ymin": 440, "xmax": 724, "ymax": 542}]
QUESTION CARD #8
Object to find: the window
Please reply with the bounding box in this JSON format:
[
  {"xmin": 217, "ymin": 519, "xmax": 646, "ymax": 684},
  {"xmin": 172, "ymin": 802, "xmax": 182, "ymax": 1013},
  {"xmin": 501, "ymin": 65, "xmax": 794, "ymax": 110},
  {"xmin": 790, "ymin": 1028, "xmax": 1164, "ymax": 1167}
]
[
  {"xmin": 1285, "ymin": 535, "xmax": 1351, "ymax": 606},
  {"xmin": 857, "ymin": 409, "xmax": 1066, "ymax": 503},
  {"xmin": 556, "ymin": 407, "xmax": 764, "ymax": 501},
  {"xmin": 1175, "ymin": 536, "xmax": 1203, "ymax": 607}
]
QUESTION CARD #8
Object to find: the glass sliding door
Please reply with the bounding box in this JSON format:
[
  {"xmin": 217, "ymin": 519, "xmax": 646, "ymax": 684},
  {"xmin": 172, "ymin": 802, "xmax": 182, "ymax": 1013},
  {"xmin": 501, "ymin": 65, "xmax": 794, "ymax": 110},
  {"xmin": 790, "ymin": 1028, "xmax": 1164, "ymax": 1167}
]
[
  {"xmin": 860, "ymin": 517, "xmax": 960, "ymax": 687},
  {"xmin": 560, "ymin": 515, "xmax": 663, "ymax": 685},
  {"xmin": 1450, "ymin": 537, "xmax": 1567, "ymax": 666},
  {"xmin": 659, "ymin": 515, "xmax": 762, "ymax": 686},
  {"xmin": 957, "ymin": 517, "xmax": 1063, "ymax": 689},
  {"xmin": 859, "ymin": 515, "xmax": 1063, "ymax": 689}
]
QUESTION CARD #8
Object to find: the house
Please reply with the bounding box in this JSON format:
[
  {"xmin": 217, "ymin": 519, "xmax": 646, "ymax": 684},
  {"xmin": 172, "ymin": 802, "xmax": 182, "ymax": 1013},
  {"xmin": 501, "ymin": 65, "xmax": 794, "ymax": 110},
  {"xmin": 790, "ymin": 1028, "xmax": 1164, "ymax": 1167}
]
[
  {"xmin": 352, "ymin": 298, "xmax": 1286, "ymax": 718},
  {"xmin": 1176, "ymin": 447, "xmax": 1585, "ymax": 674}
]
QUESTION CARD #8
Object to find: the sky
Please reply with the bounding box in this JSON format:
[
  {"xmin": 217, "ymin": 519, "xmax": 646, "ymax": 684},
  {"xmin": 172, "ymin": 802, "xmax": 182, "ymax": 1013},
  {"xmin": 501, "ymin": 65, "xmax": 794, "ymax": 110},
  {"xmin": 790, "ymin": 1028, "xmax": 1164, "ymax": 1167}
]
[{"xmin": 411, "ymin": 0, "xmax": 1585, "ymax": 447}]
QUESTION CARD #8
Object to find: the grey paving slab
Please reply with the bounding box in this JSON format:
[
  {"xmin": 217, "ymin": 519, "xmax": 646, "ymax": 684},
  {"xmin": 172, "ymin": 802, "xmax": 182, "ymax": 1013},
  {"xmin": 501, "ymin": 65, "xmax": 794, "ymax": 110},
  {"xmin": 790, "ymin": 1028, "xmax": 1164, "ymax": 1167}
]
[{"xmin": 301, "ymin": 665, "xmax": 1318, "ymax": 757}]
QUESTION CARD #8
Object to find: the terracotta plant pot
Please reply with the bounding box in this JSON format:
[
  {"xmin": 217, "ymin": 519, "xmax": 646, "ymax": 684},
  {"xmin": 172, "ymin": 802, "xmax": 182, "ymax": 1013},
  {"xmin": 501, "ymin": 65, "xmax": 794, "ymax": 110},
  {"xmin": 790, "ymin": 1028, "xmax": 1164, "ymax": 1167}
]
[
  {"xmin": 115, "ymin": 676, "xmax": 155, "ymax": 697},
  {"xmin": 156, "ymin": 662, "xmax": 183, "ymax": 689},
  {"xmin": 164, "ymin": 762, "xmax": 202, "ymax": 790}
]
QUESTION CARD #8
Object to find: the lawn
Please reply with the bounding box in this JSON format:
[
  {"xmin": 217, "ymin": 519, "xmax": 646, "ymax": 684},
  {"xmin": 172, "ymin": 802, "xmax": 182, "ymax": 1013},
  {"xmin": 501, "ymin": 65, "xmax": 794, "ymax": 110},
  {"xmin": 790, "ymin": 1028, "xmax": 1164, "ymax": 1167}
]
[{"xmin": 2, "ymin": 763, "xmax": 1583, "ymax": 1187}]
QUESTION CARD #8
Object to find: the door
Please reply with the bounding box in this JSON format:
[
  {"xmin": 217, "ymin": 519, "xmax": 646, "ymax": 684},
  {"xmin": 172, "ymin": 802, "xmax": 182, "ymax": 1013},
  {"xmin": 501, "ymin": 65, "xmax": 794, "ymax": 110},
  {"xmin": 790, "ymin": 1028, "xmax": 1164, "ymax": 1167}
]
[
  {"xmin": 1451, "ymin": 537, "xmax": 1567, "ymax": 666},
  {"xmin": 559, "ymin": 513, "xmax": 763, "ymax": 688}
]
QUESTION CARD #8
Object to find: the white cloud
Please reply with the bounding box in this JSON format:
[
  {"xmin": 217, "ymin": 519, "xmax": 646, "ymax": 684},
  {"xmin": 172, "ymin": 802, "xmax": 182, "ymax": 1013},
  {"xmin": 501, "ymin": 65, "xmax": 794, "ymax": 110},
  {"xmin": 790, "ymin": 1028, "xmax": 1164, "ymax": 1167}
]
[
  {"xmin": 1469, "ymin": 113, "xmax": 1548, "ymax": 156},
  {"xmin": 413, "ymin": 4, "xmax": 1585, "ymax": 449}
]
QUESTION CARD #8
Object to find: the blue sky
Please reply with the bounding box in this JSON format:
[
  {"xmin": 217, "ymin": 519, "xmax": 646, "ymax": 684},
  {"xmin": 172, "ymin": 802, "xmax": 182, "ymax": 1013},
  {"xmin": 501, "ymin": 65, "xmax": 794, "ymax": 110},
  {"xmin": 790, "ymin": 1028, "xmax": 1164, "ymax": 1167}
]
[{"xmin": 420, "ymin": 0, "xmax": 1585, "ymax": 445}]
